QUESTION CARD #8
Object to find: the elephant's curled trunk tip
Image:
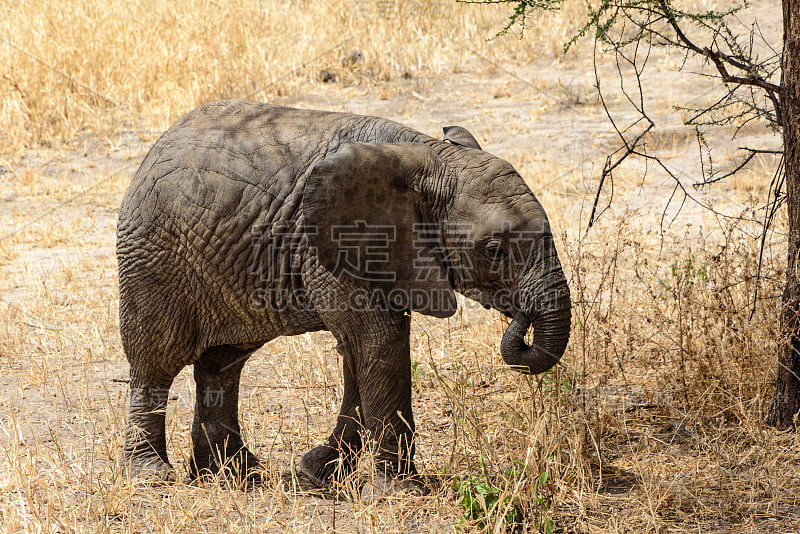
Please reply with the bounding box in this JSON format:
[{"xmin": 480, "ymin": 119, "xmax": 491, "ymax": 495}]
[{"xmin": 500, "ymin": 306, "xmax": 571, "ymax": 375}]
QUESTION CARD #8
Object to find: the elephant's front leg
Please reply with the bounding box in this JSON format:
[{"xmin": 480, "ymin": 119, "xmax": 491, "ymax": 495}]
[
  {"xmin": 189, "ymin": 345, "xmax": 263, "ymax": 482},
  {"xmin": 301, "ymin": 311, "xmax": 417, "ymax": 491},
  {"xmin": 299, "ymin": 344, "xmax": 363, "ymax": 487},
  {"xmin": 355, "ymin": 312, "xmax": 417, "ymax": 480},
  {"xmin": 327, "ymin": 312, "xmax": 417, "ymax": 479}
]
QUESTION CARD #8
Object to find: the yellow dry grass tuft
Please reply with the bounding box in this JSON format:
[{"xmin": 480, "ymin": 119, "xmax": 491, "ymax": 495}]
[{"xmin": 0, "ymin": 0, "xmax": 588, "ymax": 153}]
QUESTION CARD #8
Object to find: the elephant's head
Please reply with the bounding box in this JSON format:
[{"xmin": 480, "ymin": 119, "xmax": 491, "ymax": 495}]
[{"xmin": 303, "ymin": 135, "xmax": 570, "ymax": 374}]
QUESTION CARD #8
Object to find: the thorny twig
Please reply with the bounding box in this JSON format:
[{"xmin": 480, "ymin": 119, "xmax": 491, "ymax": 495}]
[
  {"xmin": 659, "ymin": 1, "xmax": 783, "ymax": 124},
  {"xmin": 695, "ymin": 147, "xmax": 784, "ymax": 186},
  {"xmin": 588, "ymin": 20, "xmax": 660, "ymax": 230}
]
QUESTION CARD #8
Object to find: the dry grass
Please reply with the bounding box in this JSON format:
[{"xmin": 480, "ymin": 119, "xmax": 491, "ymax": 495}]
[
  {"xmin": 0, "ymin": 0, "xmax": 587, "ymax": 153},
  {"xmin": 1, "ymin": 0, "xmax": 797, "ymax": 532}
]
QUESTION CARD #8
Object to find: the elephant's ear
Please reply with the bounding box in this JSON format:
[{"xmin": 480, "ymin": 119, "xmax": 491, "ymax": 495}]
[
  {"xmin": 442, "ymin": 126, "xmax": 482, "ymax": 150},
  {"xmin": 303, "ymin": 143, "xmax": 457, "ymax": 318}
]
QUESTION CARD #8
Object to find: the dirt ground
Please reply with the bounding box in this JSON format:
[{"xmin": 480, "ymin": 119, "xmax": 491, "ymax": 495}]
[{"xmin": 1, "ymin": 2, "xmax": 798, "ymax": 532}]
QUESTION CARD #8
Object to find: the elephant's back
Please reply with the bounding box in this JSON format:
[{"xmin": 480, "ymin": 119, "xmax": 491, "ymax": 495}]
[
  {"xmin": 119, "ymin": 103, "xmax": 314, "ymax": 265},
  {"xmin": 118, "ymin": 100, "xmax": 429, "ymax": 245},
  {"xmin": 121, "ymin": 102, "xmax": 313, "ymax": 227},
  {"xmin": 116, "ymin": 102, "xmax": 331, "ymax": 346}
]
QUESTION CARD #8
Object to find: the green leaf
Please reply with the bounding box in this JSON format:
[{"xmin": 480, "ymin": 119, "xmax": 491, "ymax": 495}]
[{"xmin": 475, "ymin": 480, "xmax": 495, "ymax": 495}]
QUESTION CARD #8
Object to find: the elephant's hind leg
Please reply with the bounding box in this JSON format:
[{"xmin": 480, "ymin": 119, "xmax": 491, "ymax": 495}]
[
  {"xmin": 299, "ymin": 342, "xmax": 363, "ymax": 487},
  {"xmin": 189, "ymin": 345, "xmax": 263, "ymax": 483},
  {"xmin": 123, "ymin": 370, "xmax": 178, "ymax": 482}
]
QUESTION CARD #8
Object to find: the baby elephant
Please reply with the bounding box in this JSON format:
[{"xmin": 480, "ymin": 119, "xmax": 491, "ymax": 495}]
[{"xmin": 117, "ymin": 101, "xmax": 571, "ymax": 490}]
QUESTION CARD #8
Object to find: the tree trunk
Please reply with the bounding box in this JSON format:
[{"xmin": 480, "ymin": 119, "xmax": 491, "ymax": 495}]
[{"xmin": 767, "ymin": 0, "xmax": 800, "ymax": 430}]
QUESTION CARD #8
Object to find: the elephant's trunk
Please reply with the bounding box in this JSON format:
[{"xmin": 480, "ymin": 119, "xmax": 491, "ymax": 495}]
[{"xmin": 500, "ymin": 266, "xmax": 571, "ymax": 375}]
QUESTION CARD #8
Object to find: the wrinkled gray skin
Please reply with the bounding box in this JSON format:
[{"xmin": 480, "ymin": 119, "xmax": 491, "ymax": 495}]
[{"xmin": 117, "ymin": 100, "xmax": 571, "ymax": 486}]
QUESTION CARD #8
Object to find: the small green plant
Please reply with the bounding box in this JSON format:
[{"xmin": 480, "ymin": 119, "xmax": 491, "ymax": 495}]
[
  {"xmin": 661, "ymin": 249, "xmax": 708, "ymax": 293},
  {"xmin": 535, "ymin": 471, "xmax": 555, "ymax": 534},
  {"xmin": 540, "ymin": 367, "xmax": 573, "ymax": 393},
  {"xmin": 452, "ymin": 474, "xmax": 524, "ymax": 531},
  {"xmin": 537, "ymin": 367, "xmax": 575, "ymax": 407},
  {"xmin": 411, "ymin": 360, "xmax": 421, "ymax": 388},
  {"xmin": 671, "ymin": 250, "xmax": 708, "ymax": 284}
]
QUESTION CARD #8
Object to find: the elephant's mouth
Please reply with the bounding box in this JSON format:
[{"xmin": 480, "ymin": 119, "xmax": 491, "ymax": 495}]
[
  {"xmin": 465, "ymin": 287, "xmax": 516, "ymax": 318},
  {"xmin": 498, "ymin": 308, "xmax": 514, "ymax": 319}
]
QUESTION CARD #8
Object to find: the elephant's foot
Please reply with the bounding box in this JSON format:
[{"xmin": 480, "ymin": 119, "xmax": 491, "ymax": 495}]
[
  {"xmin": 189, "ymin": 445, "xmax": 265, "ymax": 485},
  {"xmin": 298, "ymin": 444, "xmax": 355, "ymax": 488},
  {"xmin": 122, "ymin": 454, "xmax": 176, "ymax": 484}
]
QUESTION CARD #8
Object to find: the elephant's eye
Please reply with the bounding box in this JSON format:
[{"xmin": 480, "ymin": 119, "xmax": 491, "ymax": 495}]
[{"xmin": 484, "ymin": 241, "xmax": 507, "ymax": 260}]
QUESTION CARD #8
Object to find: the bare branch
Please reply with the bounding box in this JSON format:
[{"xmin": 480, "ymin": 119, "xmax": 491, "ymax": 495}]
[
  {"xmin": 751, "ymin": 155, "xmax": 786, "ymax": 320},
  {"xmin": 704, "ymin": 48, "xmax": 783, "ymax": 99},
  {"xmin": 694, "ymin": 147, "xmax": 784, "ymax": 186},
  {"xmin": 653, "ymin": 0, "xmax": 783, "ymax": 123}
]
